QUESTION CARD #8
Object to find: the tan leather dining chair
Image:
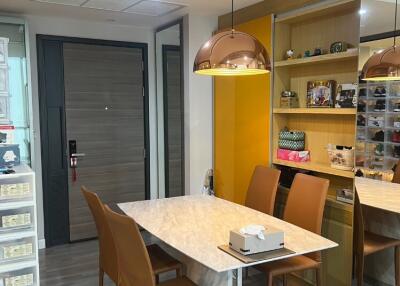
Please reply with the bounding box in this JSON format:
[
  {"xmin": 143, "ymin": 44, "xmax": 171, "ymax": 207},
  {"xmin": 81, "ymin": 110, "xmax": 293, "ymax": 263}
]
[
  {"xmin": 104, "ymin": 205, "xmax": 197, "ymax": 286},
  {"xmin": 256, "ymin": 173, "xmax": 329, "ymax": 286},
  {"xmin": 245, "ymin": 166, "xmax": 281, "ymax": 215},
  {"xmin": 393, "ymin": 163, "xmax": 400, "ymax": 184},
  {"xmin": 353, "ymin": 190, "xmax": 400, "ymax": 286},
  {"xmin": 81, "ymin": 187, "xmax": 182, "ymax": 285}
]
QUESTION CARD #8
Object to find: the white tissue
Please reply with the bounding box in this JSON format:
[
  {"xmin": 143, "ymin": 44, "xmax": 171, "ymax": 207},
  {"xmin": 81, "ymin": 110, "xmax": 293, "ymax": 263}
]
[{"xmin": 239, "ymin": 224, "xmax": 266, "ymax": 240}]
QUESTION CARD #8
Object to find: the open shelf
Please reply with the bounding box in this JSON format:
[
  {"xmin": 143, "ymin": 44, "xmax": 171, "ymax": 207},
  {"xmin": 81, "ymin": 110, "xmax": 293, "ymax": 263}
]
[
  {"xmin": 273, "ymin": 159, "xmax": 355, "ymax": 178},
  {"xmin": 273, "ymin": 108, "xmax": 356, "ymax": 115},
  {"xmin": 274, "ymin": 49, "xmax": 358, "ymax": 68}
]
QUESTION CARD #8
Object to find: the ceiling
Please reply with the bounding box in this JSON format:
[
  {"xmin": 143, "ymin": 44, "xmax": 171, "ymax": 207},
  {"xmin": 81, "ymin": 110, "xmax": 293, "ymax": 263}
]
[
  {"xmin": 360, "ymin": 0, "xmax": 400, "ymax": 37},
  {"xmin": 0, "ymin": 0, "xmax": 263, "ymax": 28}
]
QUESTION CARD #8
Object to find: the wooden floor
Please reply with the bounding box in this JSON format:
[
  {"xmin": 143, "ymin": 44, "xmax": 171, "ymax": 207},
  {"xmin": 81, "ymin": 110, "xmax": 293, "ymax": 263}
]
[
  {"xmin": 39, "ymin": 235, "xmax": 267, "ymax": 286},
  {"xmin": 39, "ymin": 237, "xmax": 372, "ymax": 286}
]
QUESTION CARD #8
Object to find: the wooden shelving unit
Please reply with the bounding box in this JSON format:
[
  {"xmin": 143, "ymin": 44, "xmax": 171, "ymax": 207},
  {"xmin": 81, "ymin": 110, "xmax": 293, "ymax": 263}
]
[
  {"xmin": 272, "ymin": 2, "xmax": 359, "ymax": 284},
  {"xmin": 273, "ymin": 108, "xmax": 357, "ymax": 115},
  {"xmin": 274, "ymin": 49, "xmax": 358, "ymax": 68},
  {"xmin": 273, "ymin": 159, "xmax": 355, "ymax": 178}
]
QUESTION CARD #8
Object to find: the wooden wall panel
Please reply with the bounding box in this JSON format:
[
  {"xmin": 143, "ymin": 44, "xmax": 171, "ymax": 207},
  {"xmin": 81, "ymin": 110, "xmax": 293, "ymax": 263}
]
[{"xmin": 214, "ymin": 15, "xmax": 272, "ymax": 204}]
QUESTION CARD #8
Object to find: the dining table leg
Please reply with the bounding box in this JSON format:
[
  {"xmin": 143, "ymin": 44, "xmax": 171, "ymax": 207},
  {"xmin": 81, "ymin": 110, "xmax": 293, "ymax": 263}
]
[{"xmin": 236, "ymin": 268, "xmax": 243, "ymax": 286}]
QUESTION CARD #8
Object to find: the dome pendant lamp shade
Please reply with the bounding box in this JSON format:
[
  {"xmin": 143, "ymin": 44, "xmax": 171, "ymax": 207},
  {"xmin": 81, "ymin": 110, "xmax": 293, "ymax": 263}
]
[
  {"xmin": 361, "ymin": 46, "xmax": 400, "ymax": 81},
  {"xmin": 362, "ymin": 0, "xmax": 400, "ymax": 81},
  {"xmin": 193, "ymin": 0, "xmax": 271, "ymax": 76},
  {"xmin": 193, "ymin": 30, "xmax": 271, "ymax": 76}
]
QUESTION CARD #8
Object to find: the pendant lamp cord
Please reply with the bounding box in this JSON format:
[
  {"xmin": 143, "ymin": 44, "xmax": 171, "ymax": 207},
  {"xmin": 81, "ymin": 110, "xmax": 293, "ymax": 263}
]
[
  {"xmin": 231, "ymin": 0, "xmax": 234, "ymax": 34},
  {"xmin": 395, "ymin": 0, "xmax": 398, "ymax": 47}
]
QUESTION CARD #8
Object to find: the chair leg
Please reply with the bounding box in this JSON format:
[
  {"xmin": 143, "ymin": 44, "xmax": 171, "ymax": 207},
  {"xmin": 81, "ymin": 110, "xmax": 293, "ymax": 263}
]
[
  {"xmin": 395, "ymin": 246, "xmax": 400, "ymax": 286},
  {"xmin": 266, "ymin": 273, "xmax": 273, "ymax": 286},
  {"xmin": 315, "ymin": 268, "xmax": 322, "ymax": 286},
  {"xmin": 99, "ymin": 268, "xmax": 104, "ymax": 286},
  {"xmin": 155, "ymin": 275, "xmax": 160, "ymax": 284},
  {"xmin": 282, "ymin": 274, "xmax": 287, "ymax": 286},
  {"xmin": 355, "ymin": 253, "xmax": 364, "ymax": 286},
  {"xmin": 176, "ymin": 266, "xmax": 182, "ymax": 277}
]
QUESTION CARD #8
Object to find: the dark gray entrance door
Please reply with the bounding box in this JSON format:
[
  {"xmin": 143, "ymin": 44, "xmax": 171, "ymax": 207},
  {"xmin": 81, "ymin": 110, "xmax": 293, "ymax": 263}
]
[
  {"xmin": 38, "ymin": 36, "xmax": 149, "ymax": 246},
  {"xmin": 63, "ymin": 43, "xmax": 147, "ymax": 241},
  {"xmin": 163, "ymin": 45, "xmax": 184, "ymax": 197}
]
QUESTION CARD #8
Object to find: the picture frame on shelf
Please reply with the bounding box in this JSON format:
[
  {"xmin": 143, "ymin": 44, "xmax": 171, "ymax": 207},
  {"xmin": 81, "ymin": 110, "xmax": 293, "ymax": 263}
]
[
  {"xmin": 307, "ymin": 80, "xmax": 336, "ymax": 108},
  {"xmin": 335, "ymin": 83, "xmax": 358, "ymax": 108}
]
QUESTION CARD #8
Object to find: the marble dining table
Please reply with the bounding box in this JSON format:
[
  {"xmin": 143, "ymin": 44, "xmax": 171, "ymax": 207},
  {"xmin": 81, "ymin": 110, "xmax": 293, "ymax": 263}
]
[
  {"xmin": 355, "ymin": 177, "xmax": 400, "ymax": 214},
  {"xmin": 118, "ymin": 195, "xmax": 337, "ymax": 286}
]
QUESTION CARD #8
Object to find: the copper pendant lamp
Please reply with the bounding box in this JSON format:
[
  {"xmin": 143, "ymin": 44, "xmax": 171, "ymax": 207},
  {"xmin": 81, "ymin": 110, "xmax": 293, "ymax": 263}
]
[
  {"xmin": 362, "ymin": 0, "xmax": 400, "ymax": 81},
  {"xmin": 193, "ymin": 0, "xmax": 271, "ymax": 76}
]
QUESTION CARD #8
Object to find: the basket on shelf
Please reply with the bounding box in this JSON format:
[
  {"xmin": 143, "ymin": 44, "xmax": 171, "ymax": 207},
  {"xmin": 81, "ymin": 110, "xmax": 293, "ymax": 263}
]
[{"xmin": 327, "ymin": 144, "xmax": 354, "ymax": 171}]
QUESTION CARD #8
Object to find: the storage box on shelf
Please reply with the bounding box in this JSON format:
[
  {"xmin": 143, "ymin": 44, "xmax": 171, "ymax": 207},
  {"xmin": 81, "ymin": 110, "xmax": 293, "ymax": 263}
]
[
  {"xmin": 0, "ymin": 164, "xmax": 38, "ymax": 286},
  {"xmin": 355, "ymin": 81, "xmax": 400, "ymax": 182}
]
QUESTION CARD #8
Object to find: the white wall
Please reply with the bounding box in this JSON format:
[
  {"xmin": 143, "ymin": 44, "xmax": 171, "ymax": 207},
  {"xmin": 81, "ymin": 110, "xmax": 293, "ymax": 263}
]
[
  {"xmin": 24, "ymin": 15, "xmax": 157, "ymax": 244},
  {"xmin": 183, "ymin": 14, "xmax": 217, "ymax": 195}
]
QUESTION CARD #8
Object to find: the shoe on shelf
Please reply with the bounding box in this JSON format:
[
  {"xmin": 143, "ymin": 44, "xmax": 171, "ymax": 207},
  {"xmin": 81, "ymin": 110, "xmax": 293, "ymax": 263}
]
[
  {"xmin": 374, "ymin": 86, "xmax": 387, "ymax": 97},
  {"xmin": 374, "ymin": 99, "xmax": 386, "ymax": 112},
  {"xmin": 372, "ymin": 130, "xmax": 385, "ymax": 142},
  {"xmin": 395, "ymin": 116, "xmax": 400, "ymax": 128},
  {"xmin": 359, "ymin": 88, "xmax": 367, "ymax": 97},
  {"xmin": 394, "ymin": 103, "xmax": 400, "ymax": 112},
  {"xmin": 358, "ymin": 101, "xmax": 366, "ymax": 112},
  {"xmin": 355, "ymin": 169, "xmax": 364, "ymax": 177},
  {"xmin": 357, "ymin": 115, "xmax": 366, "ymax": 126},
  {"xmin": 394, "ymin": 146, "xmax": 400, "ymax": 158},
  {"xmin": 374, "ymin": 143, "xmax": 385, "ymax": 156},
  {"xmin": 392, "ymin": 130, "xmax": 400, "ymax": 143}
]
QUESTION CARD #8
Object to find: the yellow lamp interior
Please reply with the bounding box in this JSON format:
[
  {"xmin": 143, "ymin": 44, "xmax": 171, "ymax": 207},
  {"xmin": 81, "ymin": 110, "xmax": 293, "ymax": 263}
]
[
  {"xmin": 195, "ymin": 68, "xmax": 269, "ymax": 76},
  {"xmin": 363, "ymin": 76, "xmax": 400, "ymax": 81}
]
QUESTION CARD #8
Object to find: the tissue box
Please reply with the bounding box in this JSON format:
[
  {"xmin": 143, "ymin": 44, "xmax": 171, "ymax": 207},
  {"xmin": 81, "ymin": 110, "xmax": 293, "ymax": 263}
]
[{"xmin": 229, "ymin": 227, "xmax": 284, "ymax": 255}]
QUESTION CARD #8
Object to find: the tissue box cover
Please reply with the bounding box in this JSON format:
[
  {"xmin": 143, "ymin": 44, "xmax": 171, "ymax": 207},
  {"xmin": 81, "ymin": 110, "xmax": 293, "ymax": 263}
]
[
  {"xmin": 277, "ymin": 149, "xmax": 310, "ymax": 162},
  {"xmin": 0, "ymin": 144, "xmax": 20, "ymax": 167},
  {"xmin": 229, "ymin": 227, "xmax": 284, "ymax": 255}
]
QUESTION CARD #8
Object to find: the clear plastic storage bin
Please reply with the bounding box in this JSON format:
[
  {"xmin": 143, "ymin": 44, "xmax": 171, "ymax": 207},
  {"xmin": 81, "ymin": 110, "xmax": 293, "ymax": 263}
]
[
  {"xmin": 0, "ymin": 237, "xmax": 35, "ymax": 265},
  {"xmin": 0, "ymin": 176, "xmax": 32, "ymax": 203},
  {"xmin": 0, "ymin": 266, "xmax": 36, "ymax": 286},
  {"xmin": 0, "ymin": 207, "xmax": 33, "ymax": 232}
]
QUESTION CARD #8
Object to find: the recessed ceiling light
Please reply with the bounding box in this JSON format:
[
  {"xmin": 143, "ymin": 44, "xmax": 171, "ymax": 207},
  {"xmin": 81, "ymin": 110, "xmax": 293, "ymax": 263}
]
[
  {"xmin": 83, "ymin": 0, "xmax": 141, "ymax": 12},
  {"xmin": 34, "ymin": 0, "xmax": 86, "ymax": 6},
  {"xmin": 124, "ymin": 0, "xmax": 185, "ymax": 16}
]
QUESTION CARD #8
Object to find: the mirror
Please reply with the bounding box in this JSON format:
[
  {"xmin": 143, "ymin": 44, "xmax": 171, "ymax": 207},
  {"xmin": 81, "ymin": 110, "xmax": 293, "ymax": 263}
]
[
  {"xmin": 354, "ymin": 1, "xmax": 400, "ymax": 285},
  {"xmin": 155, "ymin": 21, "xmax": 184, "ymax": 198}
]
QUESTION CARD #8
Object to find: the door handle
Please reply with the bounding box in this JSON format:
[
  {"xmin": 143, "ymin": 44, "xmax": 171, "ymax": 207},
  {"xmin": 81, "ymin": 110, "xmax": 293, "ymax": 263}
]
[{"xmin": 71, "ymin": 153, "xmax": 86, "ymax": 157}]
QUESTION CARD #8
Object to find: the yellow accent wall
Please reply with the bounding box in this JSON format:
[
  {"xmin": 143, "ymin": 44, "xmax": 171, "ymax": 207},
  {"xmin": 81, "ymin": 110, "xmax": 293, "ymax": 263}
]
[{"xmin": 214, "ymin": 15, "xmax": 272, "ymax": 204}]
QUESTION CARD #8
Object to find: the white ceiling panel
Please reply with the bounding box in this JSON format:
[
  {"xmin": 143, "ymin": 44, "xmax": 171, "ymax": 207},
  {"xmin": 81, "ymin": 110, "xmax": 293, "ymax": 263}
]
[
  {"xmin": 35, "ymin": 0, "xmax": 86, "ymax": 6},
  {"xmin": 125, "ymin": 1, "xmax": 184, "ymax": 16},
  {"xmin": 83, "ymin": 0, "xmax": 141, "ymax": 11}
]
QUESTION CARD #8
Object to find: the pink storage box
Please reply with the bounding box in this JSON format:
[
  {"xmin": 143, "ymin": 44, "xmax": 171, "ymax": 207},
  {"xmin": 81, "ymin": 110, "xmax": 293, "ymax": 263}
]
[{"xmin": 277, "ymin": 149, "xmax": 310, "ymax": 162}]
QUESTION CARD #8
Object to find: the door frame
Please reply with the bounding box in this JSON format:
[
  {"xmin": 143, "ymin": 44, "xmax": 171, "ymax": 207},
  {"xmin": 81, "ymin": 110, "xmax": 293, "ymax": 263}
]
[
  {"xmin": 37, "ymin": 35, "xmax": 151, "ymax": 246},
  {"xmin": 162, "ymin": 44, "xmax": 184, "ymax": 198}
]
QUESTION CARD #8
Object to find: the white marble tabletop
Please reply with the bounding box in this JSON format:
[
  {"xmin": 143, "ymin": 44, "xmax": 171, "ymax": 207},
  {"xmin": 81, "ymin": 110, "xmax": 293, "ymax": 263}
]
[
  {"xmin": 118, "ymin": 195, "xmax": 337, "ymax": 273},
  {"xmin": 356, "ymin": 177, "xmax": 400, "ymax": 214}
]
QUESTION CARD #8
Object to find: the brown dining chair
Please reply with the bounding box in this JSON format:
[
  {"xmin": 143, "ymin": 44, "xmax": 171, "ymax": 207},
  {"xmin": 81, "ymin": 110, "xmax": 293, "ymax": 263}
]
[
  {"xmin": 393, "ymin": 163, "xmax": 400, "ymax": 184},
  {"xmin": 256, "ymin": 173, "xmax": 329, "ymax": 286},
  {"xmin": 104, "ymin": 205, "xmax": 197, "ymax": 286},
  {"xmin": 353, "ymin": 190, "xmax": 400, "ymax": 286},
  {"xmin": 81, "ymin": 187, "xmax": 182, "ymax": 286},
  {"xmin": 245, "ymin": 166, "xmax": 281, "ymax": 215}
]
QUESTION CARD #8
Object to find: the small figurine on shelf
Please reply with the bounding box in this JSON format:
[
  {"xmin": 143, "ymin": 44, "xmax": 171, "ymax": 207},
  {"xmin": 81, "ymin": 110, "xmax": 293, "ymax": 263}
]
[
  {"xmin": 286, "ymin": 49, "xmax": 294, "ymax": 60},
  {"xmin": 304, "ymin": 50, "xmax": 311, "ymax": 57},
  {"xmin": 313, "ymin": 48, "xmax": 322, "ymax": 56}
]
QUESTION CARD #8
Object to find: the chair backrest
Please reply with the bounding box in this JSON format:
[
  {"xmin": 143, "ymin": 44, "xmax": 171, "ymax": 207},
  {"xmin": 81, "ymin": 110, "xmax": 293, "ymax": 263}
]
[
  {"xmin": 284, "ymin": 173, "xmax": 329, "ymax": 261},
  {"xmin": 393, "ymin": 164, "xmax": 400, "ymax": 184},
  {"xmin": 245, "ymin": 166, "xmax": 281, "ymax": 215},
  {"xmin": 104, "ymin": 205, "xmax": 155, "ymax": 286},
  {"xmin": 81, "ymin": 187, "xmax": 118, "ymax": 282},
  {"xmin": 353, "ymin": 190, "xmax": 365, "ymax": 256}
]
